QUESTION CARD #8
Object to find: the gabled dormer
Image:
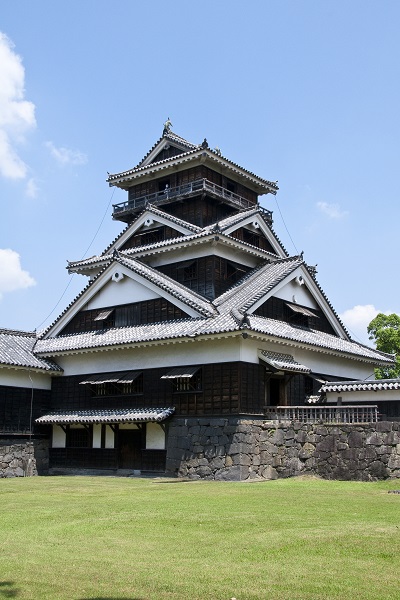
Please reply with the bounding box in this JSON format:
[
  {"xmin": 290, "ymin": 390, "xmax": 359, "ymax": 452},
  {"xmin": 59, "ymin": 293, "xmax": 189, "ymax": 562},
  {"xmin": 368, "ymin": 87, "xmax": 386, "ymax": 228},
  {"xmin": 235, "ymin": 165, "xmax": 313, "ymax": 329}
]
[{"xmin": 108, "ymin": 123, "xmax": 278, "ymax": 226}]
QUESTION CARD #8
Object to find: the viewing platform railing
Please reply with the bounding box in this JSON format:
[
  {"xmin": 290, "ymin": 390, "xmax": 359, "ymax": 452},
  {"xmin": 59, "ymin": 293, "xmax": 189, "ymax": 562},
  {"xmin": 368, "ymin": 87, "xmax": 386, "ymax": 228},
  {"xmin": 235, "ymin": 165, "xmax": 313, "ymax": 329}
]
[
  {"xmin": 265, "ymin": 405, "xmax": 379, "ymax": 424},
  {"xmin": 112, "ymin": 179, "xmax": 273, "ymax": 223}
]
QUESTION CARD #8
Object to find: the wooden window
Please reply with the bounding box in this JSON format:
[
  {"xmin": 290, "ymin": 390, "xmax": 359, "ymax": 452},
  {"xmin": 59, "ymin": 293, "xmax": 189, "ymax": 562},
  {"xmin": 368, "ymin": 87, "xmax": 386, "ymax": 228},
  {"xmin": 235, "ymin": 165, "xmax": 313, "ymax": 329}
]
[
  {"xmin": 91, "ymin": 374, "xmax": 143, "ymax": 397},
  {"xmin": 66, "ymin": 427, "xmax": 90, "ymax": 448},
  {"xmin": 183, "ymin": 261, "xmax": 197, "ymax": 281},
  {"xmin": 173, "ymin": 371, "xmax": 202, "ymax": 393}
]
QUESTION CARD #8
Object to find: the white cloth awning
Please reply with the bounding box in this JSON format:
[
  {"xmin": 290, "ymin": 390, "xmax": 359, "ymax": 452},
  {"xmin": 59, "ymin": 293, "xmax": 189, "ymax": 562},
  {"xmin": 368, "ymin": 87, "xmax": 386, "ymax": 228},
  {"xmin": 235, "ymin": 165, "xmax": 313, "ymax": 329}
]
[
  {"xmin": 161, "ymin": 366, "xmax": 200, "ymax": 379},
  {"xmin": 258, "ymin": 350, "xmax": 311, "ymax": 374},
  {"xmin": 286, "ymin": 302, "xmax": 318, "ymax": 318},
  {"xmin": 93, "ymin": 309, "xmax": 114, "ymax": 321},
  {"xmin": 79, "ymin": 371, "xmax": 142, "ymax": 385}
]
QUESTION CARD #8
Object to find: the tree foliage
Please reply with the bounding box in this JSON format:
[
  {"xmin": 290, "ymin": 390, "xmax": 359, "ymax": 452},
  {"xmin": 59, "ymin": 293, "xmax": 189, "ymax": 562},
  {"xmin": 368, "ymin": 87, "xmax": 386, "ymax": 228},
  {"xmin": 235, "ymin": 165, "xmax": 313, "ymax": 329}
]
[{"xmin": 367, "ymin": 313, "xmax": 400, "ymax": 379}]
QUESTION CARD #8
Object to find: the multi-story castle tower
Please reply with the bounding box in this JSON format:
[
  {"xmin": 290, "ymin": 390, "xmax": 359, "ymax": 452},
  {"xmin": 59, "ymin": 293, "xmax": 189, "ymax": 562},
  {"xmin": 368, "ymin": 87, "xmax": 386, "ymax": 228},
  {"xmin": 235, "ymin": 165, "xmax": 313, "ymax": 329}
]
[{"xmin": 29, "ymin": 124, "xmax": 392, "ymax": 477}]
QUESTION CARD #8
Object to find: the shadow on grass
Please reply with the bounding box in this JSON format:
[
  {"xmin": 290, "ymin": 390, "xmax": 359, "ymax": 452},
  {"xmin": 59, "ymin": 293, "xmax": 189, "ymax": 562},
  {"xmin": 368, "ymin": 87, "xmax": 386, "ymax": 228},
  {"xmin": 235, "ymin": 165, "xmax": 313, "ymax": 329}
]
[
  {"xmin": 78, "ymin": 598, "xmax": 145, "ymax": 600},
  {"xmin": 0, "ymin": 582, "xmax": 19, "ymax": 598}
]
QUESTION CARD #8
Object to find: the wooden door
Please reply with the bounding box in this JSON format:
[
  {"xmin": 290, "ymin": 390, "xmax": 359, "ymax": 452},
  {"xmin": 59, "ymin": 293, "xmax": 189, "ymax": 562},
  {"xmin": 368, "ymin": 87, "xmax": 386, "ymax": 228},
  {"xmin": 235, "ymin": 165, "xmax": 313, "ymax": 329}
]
[{"xmin": 118, "ymin": 429, "xmax": 142, "ymax": 469}]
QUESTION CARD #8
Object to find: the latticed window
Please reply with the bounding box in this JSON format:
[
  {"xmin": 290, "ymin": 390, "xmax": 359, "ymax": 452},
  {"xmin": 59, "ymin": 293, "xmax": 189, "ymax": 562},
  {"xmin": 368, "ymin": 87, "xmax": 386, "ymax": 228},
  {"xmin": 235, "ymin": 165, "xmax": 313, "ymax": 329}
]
[
  {"xmin": 81, "ymin": 372, "xmax": 143, "ymax": 396},
  {"xmin": 67, "ymin": 427, "xmax": 90, "ymax": 448},
  {"xmin": 172, "ymin": 370, "xmax": 202, "ymax": 393}
]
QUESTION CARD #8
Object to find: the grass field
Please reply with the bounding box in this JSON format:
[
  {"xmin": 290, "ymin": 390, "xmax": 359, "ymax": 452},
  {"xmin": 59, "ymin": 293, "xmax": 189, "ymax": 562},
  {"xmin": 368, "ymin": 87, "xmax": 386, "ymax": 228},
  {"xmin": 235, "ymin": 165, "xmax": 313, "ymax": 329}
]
[{"xmin": 0, "ymin": 476, "xmax": 399, "ymax": 600}]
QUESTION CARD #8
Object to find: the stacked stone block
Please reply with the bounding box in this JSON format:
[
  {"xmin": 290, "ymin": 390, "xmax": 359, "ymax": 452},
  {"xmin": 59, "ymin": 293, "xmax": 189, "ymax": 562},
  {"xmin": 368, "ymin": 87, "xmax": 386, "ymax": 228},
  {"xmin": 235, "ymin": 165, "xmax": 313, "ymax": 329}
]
[
  {"xmin": 0, "ymin": 439, "xmax": 49, "ymax": 478},
  {"xmin": 166, "ymin": 418, "xmax": 400, "ymax": 481}
]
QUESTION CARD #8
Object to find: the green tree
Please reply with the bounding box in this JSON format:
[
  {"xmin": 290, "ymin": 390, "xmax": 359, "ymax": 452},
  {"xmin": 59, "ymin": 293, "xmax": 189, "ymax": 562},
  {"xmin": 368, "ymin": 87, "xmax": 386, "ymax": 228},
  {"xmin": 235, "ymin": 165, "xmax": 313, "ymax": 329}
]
[{"xmin": 367, "ymin": 313, "xmax": 400, "ymax": 379}]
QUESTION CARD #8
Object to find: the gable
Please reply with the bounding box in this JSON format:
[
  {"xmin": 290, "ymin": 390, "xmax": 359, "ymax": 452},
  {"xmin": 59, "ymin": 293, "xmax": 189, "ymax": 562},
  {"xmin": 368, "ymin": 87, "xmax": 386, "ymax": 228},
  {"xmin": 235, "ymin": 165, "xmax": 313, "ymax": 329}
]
[
  {"xmin": 86, "ymin": 274, "xmax": 160, "ymax": 310},
  {"xmin": 106, "ymin": 209, "xmax": 199, "ymax": 255},
  {"xmin": 148, "ymin": 145, "xmax": 187, "ymax": 165},
  {"xmin": 138, "ymin": 134, "xmax": 198, "ymax": 168},
  {"xmin": 223, "ymin": 213, "xmax": 287, "ymax": 258},
  {"xmin": 249, "ymin": 270, "xmax": 344, "ymax": 337}
]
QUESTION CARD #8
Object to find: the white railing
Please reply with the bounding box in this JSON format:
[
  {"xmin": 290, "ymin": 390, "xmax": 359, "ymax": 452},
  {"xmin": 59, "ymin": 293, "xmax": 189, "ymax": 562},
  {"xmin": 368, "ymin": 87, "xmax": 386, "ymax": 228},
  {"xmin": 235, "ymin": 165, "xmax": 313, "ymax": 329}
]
[{"xmin": 265, "ymin": 405, "xmax": 379, "ymax": 424}]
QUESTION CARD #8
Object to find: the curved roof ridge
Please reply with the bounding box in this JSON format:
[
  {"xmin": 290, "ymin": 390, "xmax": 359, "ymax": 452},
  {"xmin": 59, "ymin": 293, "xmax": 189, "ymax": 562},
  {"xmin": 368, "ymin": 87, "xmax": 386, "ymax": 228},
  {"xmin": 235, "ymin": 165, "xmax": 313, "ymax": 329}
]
[
  {"xmin": 214, "ymin": 256, "xmax": 302, "ymax": 309},
  {"xmin": 143, "ymin": 204, "xmax": 202, "ymax": 233}
]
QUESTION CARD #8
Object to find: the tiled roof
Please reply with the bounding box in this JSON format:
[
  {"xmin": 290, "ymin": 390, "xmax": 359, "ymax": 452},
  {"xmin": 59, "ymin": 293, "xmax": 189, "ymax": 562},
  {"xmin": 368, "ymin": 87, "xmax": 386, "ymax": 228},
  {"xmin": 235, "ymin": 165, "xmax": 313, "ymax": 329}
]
[
  {"xmin": 99, "ymin": 204, "xmax": 202, "ymax": 257},
  {"xmin": 136, "ymin": 132, "xmax": 199, "ymax": 167},
  {"xmin": 117, "ymin": 256, "xmax": 216, "ymax": 317},
  {"xmin": 247, "ymin": 315, "xmax": 393, "ymax": 363},
  {"xmin": 36, "ymin": 246, "xmax": 393, "ymax": 366},
  {"xmin": 320, "ymin": 379, "xmax": 400, "ymax": 393},
  {"xmin": 34, "ymin": 318, "xmax": 209, "ymax": 354},
  {"xmin": 107, "ymin": 144, "xmax": 278, "ymax": 193},
  {"xmin": 36, "ymin": 407, "xmax": 175, "ymax": 425},
  {"xmin": 42, "ymin": 255, "xmax": 217, "ymax": 338},
  {"xmin": 34, "ymin": 305, "xmax": 392, "ymax": 365},
  {"xmin": 68, "ymin": 206, "xmax": 282, "ymax": 274},
  {"xmin": 0, "ymin": 329, "xmax": 62, "ymax": 372},
  {"xmin": 215, "ymin": 257, "xmax": 303, "ymax": 313},
  {"xmin": 121, "ymin": 231, "xmax": 279, "ymax": 261},
  {"xmin": 259, "ymin": 350, "xmax": 311, "ymax": 374}
]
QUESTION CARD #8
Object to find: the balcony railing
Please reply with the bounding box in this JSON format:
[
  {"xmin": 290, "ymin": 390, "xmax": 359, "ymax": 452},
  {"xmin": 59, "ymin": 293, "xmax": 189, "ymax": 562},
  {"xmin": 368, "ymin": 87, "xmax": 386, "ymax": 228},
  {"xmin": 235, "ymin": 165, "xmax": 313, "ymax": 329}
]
[
  {"xmin": 112, "ymin": 179, "xmax": 272, "ymax": 223},
  {"xmin": 265, "ymin": 405, "xmax": 379, "ymax": 424}
]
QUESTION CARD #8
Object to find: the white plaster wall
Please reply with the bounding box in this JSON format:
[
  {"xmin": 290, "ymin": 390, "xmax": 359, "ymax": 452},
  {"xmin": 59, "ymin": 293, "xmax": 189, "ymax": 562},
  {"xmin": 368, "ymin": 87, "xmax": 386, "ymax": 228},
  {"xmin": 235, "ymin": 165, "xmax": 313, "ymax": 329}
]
[
  {"xmin": 325, "ymin": 390, "xmax": 400, "ymax": 404},
  {"xmin": 105, "ymin": 426, "xmax": 114, "ymax": 449},
  {"xmin": 0, "ymin": 367, "xmax": 53, "ymax": 390},
  {"xmin": 273, "ymin": 279, "xmax": 319, "ymax": 308},
  {"xmin": 56, "ymin": 336, "xmax": 243, "ymax": 376},
  {"xmin": 52, "ymin": 426, "xmax": 66, "ymax": 448},
  {"xmin": 146, "ymin": 423, "xmax": 165, "ymax": 449},
  {"xmin": 51, "ymin": 333, "xmax": 379, "ymax": 384},
  {"xmin": 86, "ymin": 275, "xmax": 159, "ymax": 309},
  {"xmin": 240, "ymin": 337, "xmax": 378, "ymax": 381},
  {"xmin": 148, "ymin": 244, "xmax": 259, "ymax": 268},
  {"xmin": 92, "ymin": 424, "xmax": 101, "ymax": 448}
]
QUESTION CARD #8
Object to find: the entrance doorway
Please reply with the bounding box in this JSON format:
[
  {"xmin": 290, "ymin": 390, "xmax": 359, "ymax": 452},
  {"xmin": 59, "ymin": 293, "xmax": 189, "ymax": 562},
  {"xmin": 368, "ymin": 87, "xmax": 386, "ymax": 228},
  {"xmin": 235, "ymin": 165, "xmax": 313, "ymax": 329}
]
[{"xmin": 118, "ymin": 429, "xmax": 142, "ymax": 469}]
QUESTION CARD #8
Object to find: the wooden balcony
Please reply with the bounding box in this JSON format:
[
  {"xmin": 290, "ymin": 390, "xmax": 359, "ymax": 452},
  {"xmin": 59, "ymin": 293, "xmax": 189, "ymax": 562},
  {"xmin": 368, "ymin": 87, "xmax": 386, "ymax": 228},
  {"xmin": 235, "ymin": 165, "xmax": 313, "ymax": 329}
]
[
  {"xmin": 265, "ymin": 405, "xmax": 379, "ymax": 424},
  {"xmin": 112, "ymin": 179, "xmax": 272, "ymax": 223}
]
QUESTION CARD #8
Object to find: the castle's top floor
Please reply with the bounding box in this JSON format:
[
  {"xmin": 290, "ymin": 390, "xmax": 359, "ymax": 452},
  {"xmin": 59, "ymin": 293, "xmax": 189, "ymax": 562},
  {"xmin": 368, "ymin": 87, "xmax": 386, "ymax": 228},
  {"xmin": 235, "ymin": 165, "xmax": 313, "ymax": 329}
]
[{"xmin": 107, "ymin": 125, "xmax": 279, "ymax": 224}]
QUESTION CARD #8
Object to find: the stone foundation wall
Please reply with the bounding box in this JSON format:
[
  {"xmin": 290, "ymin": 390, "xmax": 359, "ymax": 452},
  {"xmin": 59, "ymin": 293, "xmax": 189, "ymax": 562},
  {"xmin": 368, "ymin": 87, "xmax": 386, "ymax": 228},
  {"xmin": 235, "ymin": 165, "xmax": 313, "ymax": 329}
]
[
  {"xmin": 0, "ymin": 438, "xmax": 49, "ymax": 478},
  {"xmin": 166, "ymin": 418, "xmax": 400, "ymax": 481}
]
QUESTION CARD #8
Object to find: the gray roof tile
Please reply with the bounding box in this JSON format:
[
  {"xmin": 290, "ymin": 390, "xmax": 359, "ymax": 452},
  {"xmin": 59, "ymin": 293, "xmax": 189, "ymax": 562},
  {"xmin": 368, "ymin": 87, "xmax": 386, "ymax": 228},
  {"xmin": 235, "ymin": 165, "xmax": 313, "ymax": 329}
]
[
  {"xmin": 247, "ymin": 315, "xmax": 393, "ymax": 363},
  {"xmin": 36, "ymin": 407, "xmax": 175, "ymax": 424},
  {"xmin": 320, "ymin": 379, "xmax": 400, "ymax": 393},
  {"xmin": 215, "ymin": 256, "xmax": 303, "ymax": 312},
  {"xmin": 0, "ymin": 329, "xmax": 62, "ymax": 372}
]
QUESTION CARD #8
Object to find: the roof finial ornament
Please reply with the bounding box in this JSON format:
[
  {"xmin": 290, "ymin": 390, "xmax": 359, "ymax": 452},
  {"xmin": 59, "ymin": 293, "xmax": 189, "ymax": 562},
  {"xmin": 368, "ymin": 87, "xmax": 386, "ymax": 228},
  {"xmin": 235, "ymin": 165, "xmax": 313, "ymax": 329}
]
[
  {"xmin": 201, "ymin": 138, "xmax": 209, "ymax": 149},
  {"xmin": 163, "ymin": 117, "xmax": 173, "ymax": 135},
  {"xmin": 214, "ymin": 146, "xmax": 222, "ymax": 156}
]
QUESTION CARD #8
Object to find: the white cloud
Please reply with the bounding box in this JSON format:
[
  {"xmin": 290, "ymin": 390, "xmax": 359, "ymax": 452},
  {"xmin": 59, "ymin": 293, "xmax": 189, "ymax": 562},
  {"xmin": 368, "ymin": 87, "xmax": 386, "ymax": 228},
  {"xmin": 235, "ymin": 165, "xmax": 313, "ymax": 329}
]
[
  {"xmin": 45, "ymin": 141, "xmax": 88, "ymax": 166},
  {"xmin": 25, "ymin": 177, "xmax": 39, "ymax": 198},
  {"xmin": 339, "ymin": 304, "xmax": 387, "ymax": 345},
  {"xmin": 316, "ymin": 201, "xmax": 348, "ymax": 219},
  {"xmin": 0, "ymin": 32, "xmax": 36, "ymax": 179},
  {"xmin": 0, "ymin": 248, "xmax": 36, "ymax": 299}
]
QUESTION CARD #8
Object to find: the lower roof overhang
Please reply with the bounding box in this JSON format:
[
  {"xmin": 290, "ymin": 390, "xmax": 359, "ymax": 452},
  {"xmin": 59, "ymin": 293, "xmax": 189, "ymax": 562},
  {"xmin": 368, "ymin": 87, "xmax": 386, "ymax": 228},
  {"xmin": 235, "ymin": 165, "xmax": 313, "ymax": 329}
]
[{"xmin": 35, "ymin": 407, "xmax": 175, "ymax": 425}]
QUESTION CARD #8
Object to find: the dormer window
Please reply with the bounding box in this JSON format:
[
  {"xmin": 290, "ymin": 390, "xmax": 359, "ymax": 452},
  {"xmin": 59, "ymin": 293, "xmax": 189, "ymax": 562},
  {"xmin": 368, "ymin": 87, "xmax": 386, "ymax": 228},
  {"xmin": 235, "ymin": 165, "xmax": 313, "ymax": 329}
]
[{"xmin": 285, "ymin": 302, "xmax": 318, "ymax": 328}]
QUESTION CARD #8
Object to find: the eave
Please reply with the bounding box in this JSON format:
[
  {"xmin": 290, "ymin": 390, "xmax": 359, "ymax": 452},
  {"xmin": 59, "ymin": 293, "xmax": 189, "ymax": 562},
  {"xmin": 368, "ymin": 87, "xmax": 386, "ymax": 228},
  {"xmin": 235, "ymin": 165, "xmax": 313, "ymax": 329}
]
[{"xmin": 107, "ymin": 149, "xmax": 278, "ymax": 196}]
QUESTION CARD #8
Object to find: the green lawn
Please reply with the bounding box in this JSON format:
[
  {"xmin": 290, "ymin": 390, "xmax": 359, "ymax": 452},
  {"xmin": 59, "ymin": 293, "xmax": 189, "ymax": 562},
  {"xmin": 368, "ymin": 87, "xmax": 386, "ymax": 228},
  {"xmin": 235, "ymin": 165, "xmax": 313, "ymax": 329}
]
[{"xmin": 0, "ymin": 476, "xmax": 399, "ymax": 600}]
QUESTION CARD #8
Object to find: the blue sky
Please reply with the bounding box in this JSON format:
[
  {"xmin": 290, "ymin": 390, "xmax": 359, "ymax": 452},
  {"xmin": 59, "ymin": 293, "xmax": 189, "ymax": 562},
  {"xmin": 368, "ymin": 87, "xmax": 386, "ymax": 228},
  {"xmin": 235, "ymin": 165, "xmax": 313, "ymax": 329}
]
[{"xmin": 1, "ymin": 1, "xmax": 399, "ymax": 345}]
